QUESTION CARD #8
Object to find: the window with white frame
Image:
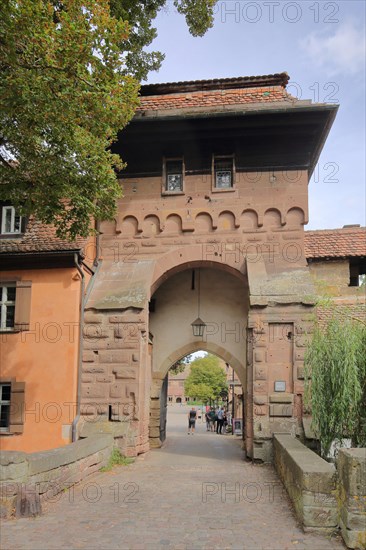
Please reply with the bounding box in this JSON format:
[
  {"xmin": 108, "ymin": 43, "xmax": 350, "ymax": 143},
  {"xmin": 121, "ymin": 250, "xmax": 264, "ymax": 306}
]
[
  {"xmin": 164, "ymin": 159, "xmax": 184, "ymax": 193},
  {"xmin": 214, "ymin": 156, "xmax": 234, "ymax": 189},
  {"xmin": 0, "ymin": 285, "xmax": 16, "ymax": 330},
  {"xmin": 1, "ymin": 206, "xmax": 22, "ymax": 235},
  {"xmin": 0, "ymin": 383, "xmax": 11, "ymax": 431}
]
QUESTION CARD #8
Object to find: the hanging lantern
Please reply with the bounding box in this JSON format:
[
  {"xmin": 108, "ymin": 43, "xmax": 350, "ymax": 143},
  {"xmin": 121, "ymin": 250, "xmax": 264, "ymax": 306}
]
[{"xmin": 191, "ymin": 317, "xmax": 206, "ymax": 338}]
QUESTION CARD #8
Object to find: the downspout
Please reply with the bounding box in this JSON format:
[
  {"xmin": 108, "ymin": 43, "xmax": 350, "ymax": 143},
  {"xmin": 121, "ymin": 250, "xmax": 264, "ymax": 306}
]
[
  {"xmin": 72, "ymin": 252, "xmax": 85, "ymax": 442},
  {"xmin": 71, "ymin": 220, "xmax": 101, "ymax": 442}
]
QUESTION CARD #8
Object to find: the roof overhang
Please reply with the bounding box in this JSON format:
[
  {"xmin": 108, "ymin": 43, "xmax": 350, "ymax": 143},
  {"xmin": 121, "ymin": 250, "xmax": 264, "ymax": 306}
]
[
  {"xmin": 0, "ymin": 250, "xmax": 83, "ymax": 270},
  {"xmin": 114, "ymin": 102, "xmax": 338, "ymax": 179}
]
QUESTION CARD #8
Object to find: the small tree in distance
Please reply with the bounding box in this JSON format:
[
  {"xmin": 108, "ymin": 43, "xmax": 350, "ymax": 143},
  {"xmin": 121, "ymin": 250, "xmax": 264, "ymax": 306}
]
[
  {"xmin": 169, "ymin": 354, "xmax": 193, "ymax": 375},
  {"xmin": 184, "ymin": 354, "xmax": 228, "ymax": 404}
]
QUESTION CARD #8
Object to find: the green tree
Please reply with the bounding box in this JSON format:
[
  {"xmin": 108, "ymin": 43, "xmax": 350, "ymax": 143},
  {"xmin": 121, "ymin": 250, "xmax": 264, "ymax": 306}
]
[
  {"xmin": 184, "ymin": 354, "xmax": 227, "ymax": 404},
  {"xmin": 0, "ymin": 0, "xmax": 217, "ymax": 239},
  {"xmin": 304, "ymin": 315, "xmax": 366, "ymax": 458},
  {"xmin": 109, "ymin": 1, "xmax": 218, "ymax": 81}
]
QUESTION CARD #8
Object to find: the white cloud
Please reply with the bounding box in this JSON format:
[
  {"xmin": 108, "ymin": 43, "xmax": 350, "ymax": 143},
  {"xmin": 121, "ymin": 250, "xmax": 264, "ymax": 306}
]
[{"xmin": 300, "ymin": 21, "xmax": 365, "ymax": 76}]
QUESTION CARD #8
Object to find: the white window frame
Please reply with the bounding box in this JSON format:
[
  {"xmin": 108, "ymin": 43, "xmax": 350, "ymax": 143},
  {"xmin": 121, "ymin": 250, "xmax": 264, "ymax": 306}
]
[
  {"xmin": 212, "ymin": 154, "xmax": 235, "ymax": 191},
  {"xmin": 0, "ymin": 285, "xmax": 16, "ymax": 330},
  {"xmin": 0, "ymin": 383, "xmax": 11, "ymax": 432},
  {"xmin": 162, "ymin": 157, "xmax": 185, "ymax": 195},
  {"xmin": 1, "ymin": 206, "xmax": 22, "ymax": 235}
]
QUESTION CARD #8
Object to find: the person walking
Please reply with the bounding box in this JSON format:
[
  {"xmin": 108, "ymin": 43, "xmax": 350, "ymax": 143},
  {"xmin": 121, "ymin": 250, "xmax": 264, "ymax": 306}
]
[
  {"xmin": 188, "ymin": 406, "xmax": 197, "ymax": 435},
  {"xmin": 216, "ymin": 407, "xmax": 224, "ymax": 434},
  {"xmin": 205, "ymin": 409, "xmax": 211, "ymax": 431}
]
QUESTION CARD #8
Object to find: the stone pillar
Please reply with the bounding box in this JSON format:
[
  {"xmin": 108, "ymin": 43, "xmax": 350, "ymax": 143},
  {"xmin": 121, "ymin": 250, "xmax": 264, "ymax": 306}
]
[
  {"xmin": 338, "ymin": 448, "xmax": 366, "ymax": 549},
  {"xmin": 149, "ymin": 376, "xmax": 164, "ymax": 448},
  {"xmin": 81, "ymin": 307, "xmax": 150, "ymax": 456}
]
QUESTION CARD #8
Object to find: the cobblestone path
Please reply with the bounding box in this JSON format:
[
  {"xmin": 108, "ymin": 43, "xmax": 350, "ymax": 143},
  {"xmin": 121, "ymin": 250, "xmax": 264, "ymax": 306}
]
[{"xmin": 1, "ymin": 407, "xmax": 344, "ymax": 550}]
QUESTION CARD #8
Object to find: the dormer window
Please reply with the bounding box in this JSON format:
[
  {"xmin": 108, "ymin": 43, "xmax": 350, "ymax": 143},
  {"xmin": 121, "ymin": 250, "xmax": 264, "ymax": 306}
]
[
  {"xmin": 213, "ymin": 155, "xmax": 234, "ymax": 189},
  {"xmin": 163, "ymin": 158, "xmax": 184, "ymax": 194},
  {"xmin": 1, "ymin": 206, "xmax": 22, "ymax": 235}
]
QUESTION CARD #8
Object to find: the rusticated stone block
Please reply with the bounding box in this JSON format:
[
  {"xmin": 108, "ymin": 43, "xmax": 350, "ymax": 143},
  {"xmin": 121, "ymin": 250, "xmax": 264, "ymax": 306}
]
[
  {"xmin": 269, "ymin": 393, "xmax": 293, "ymax": 403},
  {"xmin": 99, "ymin": 350, "xmax": 129, "ymax": 364},
  {"xmin": 255, "ymin": 350, "xmax": 265, "ymax": 362},
  {"xmin": 269, "ymin": 404, "xmax": 293, "ymax": 416},
  {"xmin": 255, "ymin": 366, "xmax": 267, "ymax": 380},
  {"xmin": 254, "ymin": 395, "xmax": 267, "ymax": 405},
  {"xmin": 82, "ymin": 365, "xmax": 106, "ymax": 374},
  {"xmin": 83, "ymin": 326, "xmax": 108, "ymax": 339},
  {"xmin": 302, "ymin": 505, "xmax": 338, "ymax": 528},
  {"xmin": 297, "ymin": 365, "xmax": 305, "ymax": 379},
  {"xmin": 84, "ymin": 313, "xmax": 104, "ymax": 324},
  {"xmin": 132, "ymin": 353, "xmax": 139, "ymax": 362},
  {"xmin": 295, "ymin": 348, "xmax": 305, "ymax": 361},
  {"xmin": 340, "ymin": 505, "xmax": 366, "ymax": 531},
  {"xmin": 254, "ymin": 381, "xmax": 267, "ymax": 393},
  {"xmin": 81, "ymin": 384, "xmax": 108, "ymax": 399},
  {"xmin": 96, "ymin": 375, "xmax": 113, "ymax": 384},
  {"xmin": 112, "ymin": 366, "xmax": 136, "ymax": 379},
  {"xmin": 81, "ymin": 375, "xmax": 94, "ymax": 384},
  {"xmin": 110, "ymin": 383, "xmax": 124, "ymax": 398},
  {"xmin": 82, "ymin": 351, "xmax": 97, "ymax": 363},
  {"xmin": 338, "ymin": 448, "xmax": 366, "ymax": 496}
]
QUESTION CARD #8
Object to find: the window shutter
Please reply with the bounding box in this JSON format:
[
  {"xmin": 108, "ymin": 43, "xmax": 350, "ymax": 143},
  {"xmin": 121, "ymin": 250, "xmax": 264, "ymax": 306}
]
[
  {"xmin": 14, "ymin": 281, "xmax": 32, "ymax": 331},
  {"xmin": 9, "ymin": 381, "xmax": 25, "ymax": 434}
]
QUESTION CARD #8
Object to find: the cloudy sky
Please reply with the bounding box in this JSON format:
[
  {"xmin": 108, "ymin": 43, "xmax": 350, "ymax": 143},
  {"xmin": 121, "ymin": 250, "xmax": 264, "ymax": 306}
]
[{"xmin": 147, "ymin": 0, "xmax": 365, "ymax": 230}]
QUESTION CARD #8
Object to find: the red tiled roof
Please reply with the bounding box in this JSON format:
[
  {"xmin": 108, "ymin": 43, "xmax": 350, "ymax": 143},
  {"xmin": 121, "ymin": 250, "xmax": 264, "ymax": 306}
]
[
  {"xmin": 305, "ymin": 227, "xmax": 366, "ymax": 259},
  {"xmin": 137, "ymin": 73, "xmax": 294, "ymax": 113},
  {"xmin": 0, "ymin": 217, "xmax": 86, "ymax": 254},
  {"xmin": 316, "ymin": 298, "xmax": 366, "ymax": 326},
  {"xmin": 137, "ymin": 85, "xmax": 294, "ymax": 112}
]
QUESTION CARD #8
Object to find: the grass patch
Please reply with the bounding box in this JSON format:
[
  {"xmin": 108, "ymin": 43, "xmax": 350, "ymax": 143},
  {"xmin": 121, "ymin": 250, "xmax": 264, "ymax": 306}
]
[{"xmin": 100, "ymin": 448, "xmax": 134, "ymax": 472}]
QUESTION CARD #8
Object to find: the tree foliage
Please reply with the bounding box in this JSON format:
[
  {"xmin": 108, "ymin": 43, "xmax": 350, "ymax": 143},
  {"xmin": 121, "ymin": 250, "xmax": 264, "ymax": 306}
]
[
  {"xmin": 0, "ymin": 0, "xmax": 139, "ymax": 239},
  {"xmin": 184, "ymin": 354, "xmax": 227, "ymax": 403},
  {"xmin": 304, "ymin": 315, "xmax": 366, "ymax": 458},
  {"xmin": 0, "ymin": 0, "xmax": 217, "ymax": 239},
  {"xmin": 169, "ymin": 354, "xmax": 193, "ymax": 375}
]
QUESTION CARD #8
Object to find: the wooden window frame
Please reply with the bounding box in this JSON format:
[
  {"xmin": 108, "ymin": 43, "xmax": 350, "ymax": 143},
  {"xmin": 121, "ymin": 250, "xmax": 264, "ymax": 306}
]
[
  {"xmin": 0, "ymin": 280, "xmax": 32, "ymax": 332},
  {"xmin": 212, "ymin": 154, "xmax": 236, "ymax": 193},
  {"xmin": 162, "ymin": 157, "xmax": 185, "ymax": 196},
  {"xmin": 0, "ymin": 379, "xmax": 26, "ymax": 435}
]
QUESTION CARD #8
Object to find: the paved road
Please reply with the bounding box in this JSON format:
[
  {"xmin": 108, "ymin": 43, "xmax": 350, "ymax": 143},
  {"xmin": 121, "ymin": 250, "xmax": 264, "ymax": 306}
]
[{"xmin": 1, "ymin": 406, "xmax": 344, "ymax": 550}]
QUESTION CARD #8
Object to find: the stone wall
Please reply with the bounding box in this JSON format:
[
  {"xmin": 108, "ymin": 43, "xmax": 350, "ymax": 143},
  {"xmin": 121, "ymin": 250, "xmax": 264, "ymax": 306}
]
[
  {"xmin": 337, "ymin": 449, "xmax": 366, "ymax": 549},
  {"xmin": 0, "ymin": 434, "xmax": 113, "ymax": 518},
  {"xmin": 273, "ymin": 434, "xmax": 338, "ymax": 532}
]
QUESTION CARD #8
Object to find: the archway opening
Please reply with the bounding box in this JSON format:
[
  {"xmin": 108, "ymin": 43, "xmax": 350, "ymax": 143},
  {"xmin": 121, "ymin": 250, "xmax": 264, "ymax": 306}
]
[{"xmin": 148, "ymin": 264, "xmax": 250, "ymax": 454}]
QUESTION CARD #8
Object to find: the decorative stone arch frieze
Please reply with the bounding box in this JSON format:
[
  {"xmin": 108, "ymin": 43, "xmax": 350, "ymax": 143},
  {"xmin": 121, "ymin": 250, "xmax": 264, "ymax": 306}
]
[{"xmin": 286, "ymin": 207, "xmax": 306, "ymax": 227}]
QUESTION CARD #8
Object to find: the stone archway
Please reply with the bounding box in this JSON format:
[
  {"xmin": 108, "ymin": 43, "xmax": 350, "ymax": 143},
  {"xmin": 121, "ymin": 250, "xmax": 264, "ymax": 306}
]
[{"xmin": 148, "ymin": 263, "xmax": 249, "ymax": 449}]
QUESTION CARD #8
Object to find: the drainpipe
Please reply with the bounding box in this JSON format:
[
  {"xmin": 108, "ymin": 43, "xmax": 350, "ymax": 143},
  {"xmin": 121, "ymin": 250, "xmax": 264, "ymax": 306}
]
[{"xmin": 71, "ymin": 252, "xmax": 85, "ymax": 442}]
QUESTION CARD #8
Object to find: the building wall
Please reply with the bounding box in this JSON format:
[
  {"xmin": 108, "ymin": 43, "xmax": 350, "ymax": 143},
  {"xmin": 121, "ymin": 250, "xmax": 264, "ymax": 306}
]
[
  {"xmin": 308, "ymin": 259, "xmax": 365, "ymax": 297},
  {"xmin": 0, "ymin": 268, "xmax": 81, "ymax": 452}
]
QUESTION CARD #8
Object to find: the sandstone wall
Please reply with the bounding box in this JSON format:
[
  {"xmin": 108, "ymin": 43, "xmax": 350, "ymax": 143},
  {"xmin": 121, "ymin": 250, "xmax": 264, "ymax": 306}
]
[{"xmin": 0, "ymin": 435, "xmax": 113, "ymax": 518}]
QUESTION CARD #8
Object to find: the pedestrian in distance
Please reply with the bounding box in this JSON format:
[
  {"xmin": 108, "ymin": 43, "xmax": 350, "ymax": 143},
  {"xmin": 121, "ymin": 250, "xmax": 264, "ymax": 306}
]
[
  {"xmin": 205, "ymin": 409, "xmax": 211, "ymax": 431},
  {"xmin": 188, "ymin": 406, "xmax": 197, "ymax": 435},
  {"xmin": 208, "ymin": 408, "xmax": 216, "ymax": 431},
  {"xmin": 216, "ymin": 407, "xmax": 224, "ymax": 434}
]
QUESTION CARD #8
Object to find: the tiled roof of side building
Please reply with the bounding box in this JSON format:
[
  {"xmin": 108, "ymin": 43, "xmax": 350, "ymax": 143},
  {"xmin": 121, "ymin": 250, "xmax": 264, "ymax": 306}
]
[
  {"xmin": 316, "ymin": 298, "xmax": 366, "ymax": 326},
  {"xmin": 0, "ymin": 217, "xmax": 86, "ymax": 254},
  {"xmin": 137, "ymin": 72, "xmax": 296, "ymax": 112},
  {"xmin": 305, "ymin": 226, "xmax": 366, "ymax": 259}
]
